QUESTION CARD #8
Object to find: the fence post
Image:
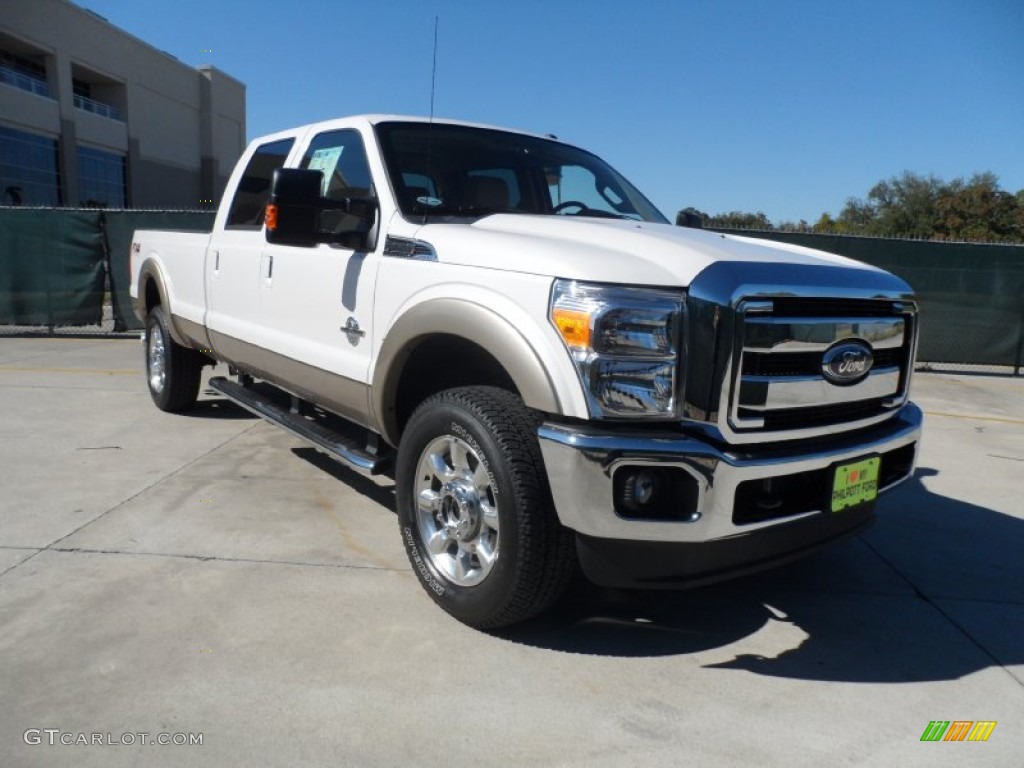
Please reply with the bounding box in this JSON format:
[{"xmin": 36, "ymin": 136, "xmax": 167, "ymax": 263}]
[
  {"xmin": 1015, "ymin": 305, "xmax": 1024, "ymax": 376},
  {"xmin": 45, "ymin": 211, "xmax": 54, "ymax": 334}
]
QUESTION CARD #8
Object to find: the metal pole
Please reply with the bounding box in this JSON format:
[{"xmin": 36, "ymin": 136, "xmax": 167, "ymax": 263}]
[
  {"xmin": 1015, "ymin": 303, "xmax": 1024, "ymax": 376},
  {"xmin": 46, "ymin": 210, "xmax": 54, "ymax": 335}
]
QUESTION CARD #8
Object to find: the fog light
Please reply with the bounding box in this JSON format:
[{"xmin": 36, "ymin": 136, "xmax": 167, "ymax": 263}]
[
  {"xmin": 626, "ymin": 468, "xmax": 659, "ymax": 505},
  {"xmin": 614, "ymin": 466, "xmax": 701, "ymax": 522},
  {"xmin": 623, "ymin": 469, "xmax": 659, "ymax": 510}
]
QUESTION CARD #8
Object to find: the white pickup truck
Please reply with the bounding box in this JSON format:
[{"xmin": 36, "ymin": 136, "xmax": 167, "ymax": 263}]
[{"xmin": 130, "ymin": 115, "xmax": 922, "ymax": 628}]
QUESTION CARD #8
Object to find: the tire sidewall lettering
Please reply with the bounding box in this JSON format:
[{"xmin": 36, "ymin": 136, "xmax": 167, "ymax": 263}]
[
  {"xmin": 402, "ymin": 525, "xmax": 445, "ymax": 595},
  {"xmin": 396, "ymin": 388, "xmax": 569, "ymax": 628},
  {"xmin": 449, "ymin": 420, "xmax": 499, "ymax": 497}
]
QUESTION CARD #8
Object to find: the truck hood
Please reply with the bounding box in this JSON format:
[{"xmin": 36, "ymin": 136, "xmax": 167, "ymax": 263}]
[{"xmin": 412, "ymin": 215, "xmax": 883, "ymax": 286}]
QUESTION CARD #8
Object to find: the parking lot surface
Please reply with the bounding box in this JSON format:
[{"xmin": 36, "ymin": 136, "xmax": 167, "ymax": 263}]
[{"xmin": 1, "ymin": 337, "xmax": 1022, "ymax": 767}]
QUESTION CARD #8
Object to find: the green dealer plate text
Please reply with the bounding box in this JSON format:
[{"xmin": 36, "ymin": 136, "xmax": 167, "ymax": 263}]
[{"xmin": 831, "ymin": 456, "xmax": 880, "ymax": 512}]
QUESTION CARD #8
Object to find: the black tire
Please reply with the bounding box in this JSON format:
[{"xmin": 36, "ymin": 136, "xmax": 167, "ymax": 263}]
[
  {"xmin": 145, "ymin": 305, "xmax": 202, "ymax": 412},
  {"xmin": 396, "ymin": 386, "xmax": 576, "ymax": 629}
]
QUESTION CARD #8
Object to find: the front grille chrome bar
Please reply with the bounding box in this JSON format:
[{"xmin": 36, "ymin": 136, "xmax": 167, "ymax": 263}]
[
  {"xmin": 743, "ymin": 316, "xmax": 906, "ymax": 352},
  {"xmin": 717, "ymin": 297, "xmax": 916, "ymax": 442},
  {"xmin": 738, "ymin": 367, "xmax": 901, "ymax": 414}
]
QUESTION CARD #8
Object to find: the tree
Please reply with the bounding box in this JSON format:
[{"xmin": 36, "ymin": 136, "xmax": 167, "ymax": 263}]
[
  {"xmin": 833, "ymin": 171, "xmax": 1023, "ymax": 242},
  {"xmin": 685, "ymin": 173, "xmax": 1024, "ymax": 242},
  {"xmin": 705, "ymin": 211, "xmax": 774, "ymax": 230},
  {"xmin": 866, "ymin": 172, "xmax": 944, "ymax": 238},
  {"xmin": 934, "ymin": 173, "xmax": 1019, "ymax": 242},
  {"xmin": 777, "ymin": 219, "xmax": 811, "ymax": 232},
  {"xmin": 836, "ymin": 197, "xmax": 877, "ymax": 232},
  {"xmin": 812, "ymin": 213, "xmax": 835, "ymax": 233}
]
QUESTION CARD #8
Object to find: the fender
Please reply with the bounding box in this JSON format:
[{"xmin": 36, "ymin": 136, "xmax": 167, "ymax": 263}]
[
  {"xmin": 372, "ymin": 298, "xmax": 562, "ymax": 445},
  {"xmin": 134, "ymin": 257, "xmax": 192, "ymax": 348}
]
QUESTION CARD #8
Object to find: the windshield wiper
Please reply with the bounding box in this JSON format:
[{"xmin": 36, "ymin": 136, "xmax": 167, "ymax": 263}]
[
  {"xmin": 556, "ymin": 207, "xmax": 631, "ymax": 220},
  {"xmin": 413, "ymin": 204, "xmax": 521, "ymax": 218}
]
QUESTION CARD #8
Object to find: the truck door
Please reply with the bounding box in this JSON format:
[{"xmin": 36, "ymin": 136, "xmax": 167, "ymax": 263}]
[
  {"xmin": 256, "ymin": 128, "xmax": 380, "ymax": 426},
  {"xmin": 207, "ymin": 137, "xmax": 295, "ymax": 368}
]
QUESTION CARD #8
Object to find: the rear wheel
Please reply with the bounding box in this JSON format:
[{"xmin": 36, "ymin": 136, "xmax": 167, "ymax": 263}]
[
  {"xmin": 396, "ymin": 386, "xmax": 575, "ymax": 629},
  {"xmin": 145, "ymin": 305, "xmax": 202, "ymax": 412}
]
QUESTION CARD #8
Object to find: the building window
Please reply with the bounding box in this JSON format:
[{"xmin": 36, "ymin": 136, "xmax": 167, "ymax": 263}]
[
  {"xmin": 72, "ymin": 78, "xmax": 92, "ymax": 99},
  {"xmin": 0, "ymin": 125, "xmax": 61, "ymax": 206},
  {"xmin": 0, "ymin": 49, "xmax": 51, "ymax": 98},
  {"xmin": 70, "ymin": 65, "xmax": 125, "ymax": 122},
  {"xmin": 77, "ymin": 146, "xmax": 126, "ymax": 208}
]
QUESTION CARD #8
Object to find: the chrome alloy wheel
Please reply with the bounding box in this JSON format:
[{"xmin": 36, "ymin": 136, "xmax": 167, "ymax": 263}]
[
  {"xmin": 414, "ymin": 435, "xmax": 500, "ymax": 587},
  {"xmin": 147, "ymin": 326, "xmax": 166, "ymax": 393}
]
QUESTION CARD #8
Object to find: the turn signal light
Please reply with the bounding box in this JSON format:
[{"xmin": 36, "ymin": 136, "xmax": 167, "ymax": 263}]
[
  {"xmin": 265, "ymin": 204, "xmax": 279, "ymax": 231},
  {"xmin": 552, "ymin": 308, "xmax": 591, "ymax": 348}
]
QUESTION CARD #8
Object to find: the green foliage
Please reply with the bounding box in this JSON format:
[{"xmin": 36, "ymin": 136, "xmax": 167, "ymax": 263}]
[
  {"xmin": 695, "ymin": 210, "xmax": 776, "ymax": 230},
  {"xmin": 691, "ymin": 172, "xmax": 1024, "ymax": 243},
  {"xmin": 831, "ymin": 171, "xmax": 1023, "ymax": 243}
]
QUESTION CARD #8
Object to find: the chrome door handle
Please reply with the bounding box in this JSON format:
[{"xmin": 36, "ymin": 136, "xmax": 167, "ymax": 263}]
[{"xmin": 343, "ymin": 316, "xmax": 365, "ymax": 344}]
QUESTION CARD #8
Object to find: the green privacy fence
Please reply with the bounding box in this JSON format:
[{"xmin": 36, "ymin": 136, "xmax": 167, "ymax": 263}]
[
  {"xmin": 0, "ymin": 209, "xmax": 215, "ymax": 332},
  {"xmin": 103, "ymin": 211, "xmax": 215, "ymax": 331},
  {"xmin": 713, "ymin": 229, "xmax": 1024, "ymax": 373},
  {"xmin": 0, "ymin": 209, "xmax": 105, "ymax": 327},
  {"xmin": 1, "ymin": 211, "xmax": 1022, "ymax": 370}
]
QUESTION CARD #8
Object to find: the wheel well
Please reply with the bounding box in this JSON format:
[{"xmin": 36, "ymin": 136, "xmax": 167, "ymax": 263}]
[
  {"xmin": 394, "ymin": 335, "xmax": 519, "ymax": 438},
  {"xmin": 144, "ymin": 276, "xmax": 161, "ymax": 315}
]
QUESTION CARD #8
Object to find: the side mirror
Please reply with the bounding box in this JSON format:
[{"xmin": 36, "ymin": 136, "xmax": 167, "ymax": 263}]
[
  {"xmin": 266, "ymin": 168, "xmax": 378, "ymax": 250},
  {"xmin": 266, "ymin": 168, "xmax": 322, "ymax": 246},
  {"xmin": 675, "ymin": 209, "xmax": 703, "ymax": 229}
]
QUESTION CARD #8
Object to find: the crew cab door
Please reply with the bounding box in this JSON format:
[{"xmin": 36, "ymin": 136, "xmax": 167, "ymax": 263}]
[
  {"xmin": 256, "ymin": 127, "xmax": 380, "ymax": 425},
  {"xmin": 206, "ymin": 136, "xmax": 295, "ymax": 365}
]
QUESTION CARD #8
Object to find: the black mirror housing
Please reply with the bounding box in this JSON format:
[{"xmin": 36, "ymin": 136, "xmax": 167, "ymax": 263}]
[
  {"xmin": 675, "ymin": 209, "xmax": 703, "ymax": 229},
  {"xmin": 267, "ymin": 168, "xmax": 322, "ymax": 246},
  {"xmin": 266, "ymin": 168, "xmax": 378, "ymax": 250}
]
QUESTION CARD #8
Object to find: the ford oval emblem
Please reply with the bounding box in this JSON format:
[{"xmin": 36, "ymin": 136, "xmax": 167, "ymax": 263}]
[{"xmin": 822, "ymin": 341, "xmax": 873, "ymax": 385}]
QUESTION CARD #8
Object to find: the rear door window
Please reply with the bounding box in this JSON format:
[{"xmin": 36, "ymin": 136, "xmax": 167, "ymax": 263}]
[{"xmin": 226, "ymin": 138, "xmax": 294, "ymax": 228}]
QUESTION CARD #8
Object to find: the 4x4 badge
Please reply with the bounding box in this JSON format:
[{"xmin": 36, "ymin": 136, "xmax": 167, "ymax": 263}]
[{"xmin": 822, "ymin": 341, "xmax": 873, "ymax": 385}]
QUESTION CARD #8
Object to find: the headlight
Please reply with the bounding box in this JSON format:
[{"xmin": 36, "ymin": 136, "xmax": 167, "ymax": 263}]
[{"xmin": 550, "ymin": 279, "xmax": 684, "ymax": 418}]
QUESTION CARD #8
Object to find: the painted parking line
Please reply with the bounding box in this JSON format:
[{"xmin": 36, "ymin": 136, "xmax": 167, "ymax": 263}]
[
  {"xmin": 0, "ymin": 366, "xmax": 139, "ymax": 375},
  {"xmin": 924, "ymin": 410, "xmax": 1024, "ymax": 426}
]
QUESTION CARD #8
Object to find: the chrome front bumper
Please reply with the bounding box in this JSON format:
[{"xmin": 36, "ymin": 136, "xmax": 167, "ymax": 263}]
[{"xmin": 537, "ymin": 402, "xmax": 922, "ymax": 544}]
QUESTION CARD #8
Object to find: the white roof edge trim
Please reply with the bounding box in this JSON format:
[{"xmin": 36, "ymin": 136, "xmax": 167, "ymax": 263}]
[{"xmin": 247, "ymin": 114, "xmax": 560, "ymax": 148}]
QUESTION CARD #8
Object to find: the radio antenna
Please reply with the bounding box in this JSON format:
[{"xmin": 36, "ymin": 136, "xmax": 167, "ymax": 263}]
[
  {"xmin": 429, "ymin": 16, "xmax": 439, "ymax": 120},
  {"xmin": 422, "ymin": 16, "xmax": 439, "ymax": 227}
]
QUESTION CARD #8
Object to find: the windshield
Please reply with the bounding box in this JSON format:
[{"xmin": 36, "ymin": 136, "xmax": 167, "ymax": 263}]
[{"xmin": 375, "ymin": 122, "xmax": 668, "ymax": 223}]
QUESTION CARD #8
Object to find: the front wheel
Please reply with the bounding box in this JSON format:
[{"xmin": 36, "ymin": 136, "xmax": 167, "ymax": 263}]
[
  {"xmin": 145, "ymin": 305, "xmax": 202, "ymax": 412},
  {"xmin": 396, "ymin": 387, "xmax": 575, "ymax": 629}
]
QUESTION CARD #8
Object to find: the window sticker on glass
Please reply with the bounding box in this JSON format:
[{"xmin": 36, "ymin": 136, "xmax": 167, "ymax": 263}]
[
  {"xmin": 417, "ymin": 196, "xmax": 443, "ymax": 207},
  {"xmin": 307, "ymin": 147, "xmax": 344, "ymax": 195}
]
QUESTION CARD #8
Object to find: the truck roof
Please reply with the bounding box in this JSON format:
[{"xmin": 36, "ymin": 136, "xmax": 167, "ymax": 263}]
[{"xmin": 247, "ymin": 114, "xmax": 559, "ymax": 149}]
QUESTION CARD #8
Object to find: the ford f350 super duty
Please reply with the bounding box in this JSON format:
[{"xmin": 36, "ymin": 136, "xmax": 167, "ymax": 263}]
[{"xmin": 130, "ymin": 115, "xmax": 922, "ymax": 629}]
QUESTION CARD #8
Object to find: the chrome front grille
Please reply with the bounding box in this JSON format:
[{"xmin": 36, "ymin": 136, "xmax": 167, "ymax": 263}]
[{"xmin": 723, "ymin": 298, "xmax": 916, "ymax": 439}]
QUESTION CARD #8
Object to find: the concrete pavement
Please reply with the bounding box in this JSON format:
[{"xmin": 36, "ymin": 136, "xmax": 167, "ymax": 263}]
[{"xmin": 1, "ymin": 338, "xmax": 1021, "ymax": 766}]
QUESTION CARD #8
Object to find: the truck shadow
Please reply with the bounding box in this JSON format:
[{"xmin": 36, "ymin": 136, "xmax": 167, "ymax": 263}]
[
  {"xmin": 182, "ymin": 393, "xmax": 260, "ymax": 420},
  {"xmin": 498, "ymin": 467, "xmax": 1024, "ymax": 684},
  {"xmin": 291, "ymin": 446, "xmax": 397, "ymax": 511}
]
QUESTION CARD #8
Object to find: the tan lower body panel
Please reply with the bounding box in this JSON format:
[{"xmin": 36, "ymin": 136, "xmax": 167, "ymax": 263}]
[
  {"xmin": 175, "ymin": 316, "xmax": 214, "ymax": 352},
  {"xmin": 206, "ymin": 329, "xmax": 374, "ymax": 431}
]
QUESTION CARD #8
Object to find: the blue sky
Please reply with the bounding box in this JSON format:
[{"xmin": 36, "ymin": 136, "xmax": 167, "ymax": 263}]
[{"xmin": 79, "ymin": 0, "xmax": 1024, "ymax": 224}]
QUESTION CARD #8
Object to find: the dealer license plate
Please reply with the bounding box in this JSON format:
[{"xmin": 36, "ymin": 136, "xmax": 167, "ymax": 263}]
[{"xmin": 831, "ymin": 457, "xmax": 880, "ymax": 512}]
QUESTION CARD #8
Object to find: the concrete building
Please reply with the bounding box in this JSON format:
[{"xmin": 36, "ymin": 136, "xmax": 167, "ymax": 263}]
[{"xmin": 0, "ymin": 0, "xmax": 245, "ymax": 209}]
